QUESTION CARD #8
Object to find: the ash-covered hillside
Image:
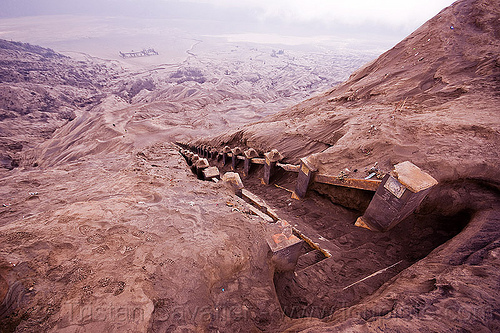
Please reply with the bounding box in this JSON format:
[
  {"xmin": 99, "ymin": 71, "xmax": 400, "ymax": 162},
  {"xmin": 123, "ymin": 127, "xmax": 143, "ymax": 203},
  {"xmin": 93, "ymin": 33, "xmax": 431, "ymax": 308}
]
[
  {"xmin": 0, "ymin": 36, "xmax": 371, "ymax": 170},
  {"xmin": 0, "ymin": 24, "xmax": 375, "ymax": 332},
  {"xmin": 0, "ymin": 40, "xmax": 120, "ymax": 169},
  {"xmin": 204, "ymin": 0, "xmax": 500, "ymax": 331},
  {"xmin": 211, "ymin": 0, "xmax": 500, "ymax": 183}
]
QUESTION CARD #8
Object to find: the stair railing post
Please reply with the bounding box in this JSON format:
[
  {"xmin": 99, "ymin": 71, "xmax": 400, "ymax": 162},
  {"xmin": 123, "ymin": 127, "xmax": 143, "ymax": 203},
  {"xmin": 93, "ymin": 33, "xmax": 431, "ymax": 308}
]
[
  {"xmin": 222, "ymin": 146, "xmax": 231, "ymax": 166},
  {"xmin": 243, "ymin": 148, "xmax": 259, "ymax": 177},
  {"xmin": 294, "ymin": 156, "xmax": 318, "ymax": 199},
  {"xmin": 263, "ymin": 149, "xmax": 283, "ymax": 185},
  {"xmin": 231, "ymin": 147, "xmax": 243, "ymax": 171}
]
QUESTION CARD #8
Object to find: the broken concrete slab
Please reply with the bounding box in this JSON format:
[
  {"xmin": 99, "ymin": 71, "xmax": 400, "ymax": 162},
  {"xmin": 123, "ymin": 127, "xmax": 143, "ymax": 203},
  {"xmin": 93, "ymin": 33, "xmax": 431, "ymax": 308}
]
[{"xmin": 392, "ymin": 161, "xmax": 438, "ymax": 192}]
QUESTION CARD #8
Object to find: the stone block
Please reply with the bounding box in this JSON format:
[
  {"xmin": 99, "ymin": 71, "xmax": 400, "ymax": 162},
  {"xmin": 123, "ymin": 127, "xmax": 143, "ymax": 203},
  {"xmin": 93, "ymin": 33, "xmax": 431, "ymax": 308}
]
[
  {"xmin": 203, "ymin": 166, "xmax": 220, "ymax": 181},
  {"xmin": 356, "ymin": 161, "xmax": 438, "ymax": 232},
  {"xmin": 222, "ymin": 172, "xmax": 244, "ymax": 196}
]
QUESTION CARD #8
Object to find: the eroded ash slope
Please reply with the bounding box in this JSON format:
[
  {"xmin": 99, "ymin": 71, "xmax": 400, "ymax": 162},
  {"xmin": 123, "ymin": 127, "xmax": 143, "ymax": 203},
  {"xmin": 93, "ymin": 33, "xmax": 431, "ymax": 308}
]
[{"xmin": 0, "ymin": 40, "xmax": 120, "ymax": 169}]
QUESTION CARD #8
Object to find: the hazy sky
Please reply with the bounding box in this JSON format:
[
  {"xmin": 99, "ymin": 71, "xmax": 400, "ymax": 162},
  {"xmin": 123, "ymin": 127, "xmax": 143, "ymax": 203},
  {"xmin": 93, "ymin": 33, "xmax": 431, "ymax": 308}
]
[
  {"xmin": 1, "ymin": 0, "xmax": 457, "ymax": 38},
  {"xmin": 185, "ymin": 0, "xmax": 456, "ymax": 31}
]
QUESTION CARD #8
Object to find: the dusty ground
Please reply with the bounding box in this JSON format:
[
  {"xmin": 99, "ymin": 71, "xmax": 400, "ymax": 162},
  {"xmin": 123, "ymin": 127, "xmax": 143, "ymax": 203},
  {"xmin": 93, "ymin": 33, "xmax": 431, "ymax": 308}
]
[
  {"xmin": 1, "ymin": 0, "xmax": 500, "ymax": 332},
  {"xmin": 0, "ymin": 142, "xmax": 286, "ymax": 332}
]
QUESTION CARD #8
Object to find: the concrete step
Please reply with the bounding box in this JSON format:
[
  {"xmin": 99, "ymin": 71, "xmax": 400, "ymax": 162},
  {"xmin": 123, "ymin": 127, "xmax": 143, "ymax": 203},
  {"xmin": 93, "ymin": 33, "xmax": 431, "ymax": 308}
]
[{"xmin": 295, "ymin": 249, "xmax": 327, "ymax": 272}]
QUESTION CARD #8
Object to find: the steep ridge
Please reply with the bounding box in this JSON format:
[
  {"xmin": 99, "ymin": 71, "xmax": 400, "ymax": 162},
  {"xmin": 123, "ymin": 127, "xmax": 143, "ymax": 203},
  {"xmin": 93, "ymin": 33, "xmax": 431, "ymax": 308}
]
[
  {"xmin": 200, "ymin": 0, "xmax": 500, "ymax": 331},
  {"xmin": 209, "ymin": 0, "xmax": 500, "ymax": 183}
]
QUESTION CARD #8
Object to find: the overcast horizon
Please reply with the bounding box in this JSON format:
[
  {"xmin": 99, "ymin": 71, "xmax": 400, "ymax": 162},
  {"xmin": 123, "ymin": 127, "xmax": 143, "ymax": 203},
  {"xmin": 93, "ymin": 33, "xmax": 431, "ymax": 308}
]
[{"xmin": 1, "ymin": 0, "xmax": 456, "ymax": 40}]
